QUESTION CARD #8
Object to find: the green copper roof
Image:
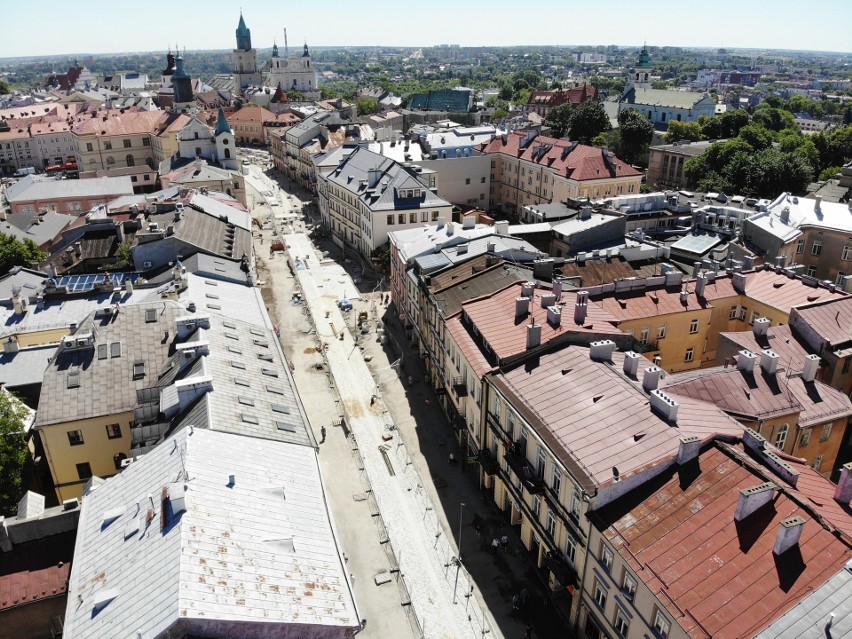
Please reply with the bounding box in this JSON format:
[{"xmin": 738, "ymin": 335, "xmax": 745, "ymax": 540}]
[
  {"xmin": 214, "ymin": 107, "xmax": 231, "ymax": 136},
  {"xmin": 637, "ymin": 44, "xmax": 652, "ymax": 68},
  {"xmin": 236, "ymin": 13, "xmax": 249, "ymax": 36}
]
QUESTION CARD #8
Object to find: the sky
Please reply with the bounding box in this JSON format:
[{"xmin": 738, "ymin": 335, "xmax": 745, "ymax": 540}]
[{"xmin": 1, "ymin": 0, "xmax": 851, "ymax": 58}]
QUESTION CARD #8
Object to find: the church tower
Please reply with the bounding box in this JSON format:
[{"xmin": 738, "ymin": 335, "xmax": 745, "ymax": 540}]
[
  {"xmin": 630, "ymin": 44, "xmax": 653, "ymax": 91},
  {"xmin": 172, "ymin": 50, "xmax": 195, "ymax": 109},
  {"xmin": 214, "ymin": 107, "xmax": 238, "ymax": 170},
  {"xmin": 161, "ymin": 48, "xmax": 176, "ymax": 88},
  {"xmin": 232, "ymin": 12, "xmax": 261, "ymax": 91}
]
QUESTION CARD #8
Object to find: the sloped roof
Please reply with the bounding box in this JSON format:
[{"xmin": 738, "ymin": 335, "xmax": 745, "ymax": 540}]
[
  {"xmin": 624, "ymin": 87, "xmax": 715, "ymax": 109},
  {"xmin": 1, "ymin": 211, "xmax": 76, "ymax": 246},
  {"xmin": 408, "ymin": 89, "xmax": 471, "ymax": 112},
  {"xmin": 792, "ymin": 296, "xmax": 852, "ymax": 350},
  {"xmin": 63, "ymin": 427, "xmax": 358, "ymax": 639},
  {"xmin": 5, "ymin": 175, "xmax": 133, "ymax": 203}
]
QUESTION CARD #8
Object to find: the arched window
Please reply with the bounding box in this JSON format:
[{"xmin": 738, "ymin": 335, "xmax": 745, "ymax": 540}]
[
  {"xmin": 126, "ymin": 154, "xmax": 134, "ymax": 167},
  {"xmin": 106, "ymin": 156, "xmax": 115, "ymax": 165},
  {"xmin": 775, "ymin": 423, "xmax": 789, "ymax": 449},
  {"xmin": 224, "ymin": 148, "xmax": 231, "ymax": 159}
]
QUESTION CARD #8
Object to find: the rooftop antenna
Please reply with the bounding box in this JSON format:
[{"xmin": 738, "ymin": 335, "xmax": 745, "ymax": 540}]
[{"xmin": 284, "ymin": 28, "xmax": 288, "ymax": 56}]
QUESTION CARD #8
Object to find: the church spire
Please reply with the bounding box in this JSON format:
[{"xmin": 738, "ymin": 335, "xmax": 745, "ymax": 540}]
[
  {"xmin": 236, "ymin": 12, "xmax": 252, "ymax": 51},
  {"xmin": 214, "ymin": 107, "xmax": 231, "ymax": 136},
  {"xmin": 302, "ymin": 42, "xmax": 310, "ymax": 57},
  {"xmin": 272, "ymin": 40, "xmax": 279, "ymax": 58}
]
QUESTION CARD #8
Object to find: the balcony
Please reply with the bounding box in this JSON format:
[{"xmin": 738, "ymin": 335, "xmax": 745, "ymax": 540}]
[
  {"xmin": 504, "ymin": 450, "xmax": 546, "ymax": 494},
  {"xmin": 545, "ymin": 550, "xmax": 578, "ymax": 589},
  {"xmin": 452, "ymin": 376, "xmax": 469, "ymax": 397},
  {"xmin": 478, "ymin": 448, "xmax": 500, "ymax": 476}
]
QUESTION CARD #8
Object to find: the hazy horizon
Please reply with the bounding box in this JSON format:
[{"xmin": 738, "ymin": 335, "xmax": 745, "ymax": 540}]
[{"xmin": 1, "ymin": 0, "xmax": 850, "ymax": 59}]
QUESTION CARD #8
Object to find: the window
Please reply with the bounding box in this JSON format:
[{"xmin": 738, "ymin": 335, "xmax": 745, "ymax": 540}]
[
  {"xmin": 813, "ymin": 454, "xmax": 824, "ymax": 472},
  {"xmin": 86, "ymin": 142, "xmax": 93, "ymax": 152},
  {"xmin": 738, "ymin": 306, "xmax": 747, "ymax": 321},
  {"xmin": 533, "ymin": 495, "xmax": 541, "ymax": 517},
  {"xmin": 565, "ymin": 538, "xmax": 576, "ymax": 566},
  {"xmin": 432, "ymin": 211, "xmax": 439, "ymax": 221},
  {"xmin": 842, "ymin": 246, "xmax": 852, "ymax": 261},
  {"xmin": 593, "ymin": 580, "xmax": 607, "ymax": 608},
  {"xmin": 799, "ymin": 429, "xmax": 811, "ymax": 448},
  {"xmin": 796, "ymin": 239, "xmax": 805, "ymax": 254},
  {"xmin": 551, "ymin": 467, "xmax": 562, "ymax": 496},
  {"xmin": 132, "ymin": 361, "xmax": 145, "ymax": 379},
  {"xmin": 409, "ymin": 212, "xmax": 417, "ymax": 223},
  {"xmin": 622, "ymin": 571, "xmax": 637, "ymax": 600},
  {"xmin": 640, "ymin": 327, "xmax": 649, "ymax": 345},
  {"xmin": 123, "ymin": 139, "xmax": 131, "ymax": 148},
  {"xmin": 537, "ymin": 450, "xmax": 546, "ymax": 477},
  {"xmin": 601, "ymin": 545, "xmax": 613, "ymax": 572},
  {"xmin": 684, "ymin": 347, "xmax": 694, "ymax": 362},
  {"xmin": 654, "ymin": 610, "xmax": 671, "ymax": 638},
  {"xmin": 105, "ymin": 423, "xmax": 121, "ymax": 439},
  {"xmin": 614, "ymin": 610, "xmax": 629, "ymax": 637},
  {"xmin": 67, "ymin": 430, "xmax": 84, "ymax": 446},
  {"xmin": 465, "ymin": 178, "xmax": 471, "ymax": 185},
  {"xmin": 546, "ymin": 512, "xmax": 556, "ymax": 537},
  {"xmin": 689, "ymin": 318, "xmax": 699, "ymax": 334},
  {"xmin": 657, "ymin": 324, "xmax": 667, "ymax": 339},
  {"xmin": 481, "ymin": 177, "xmax": 486, "ymax": 183},
  {"xmin": 729, "ymin": 305, "xmax": 739, "ymax": 320},
  {"xmin": 775, "ymin": 423, "xmax": 788, "ymax": 449},
  {"xmin": 807, "ymin": 266, "xmax": 818, "ymax": 277},
  {"xmin": 820, "ymin": 423, "xmax": 832, "ymax": 442},
  {"xmin": 569, "ymin": 490, "xmax": 581, "ymax": 519},
  {"xmin": 142, "ymin": 137, "xmax": 150, "ymax": 146},
  {"xmin": 76, "ymin": 462, "xmax": 92, "ymax": 480},
  {"xmin": 387, "ymin": 214, "xmax": 394, "ymax": 226},
  {"xmin": 421, "ymin": 211, "xmax": 428, "ymax": 222},
  {"xmin": 397, "ymin": 213, "xmax": 405, "ymax": 225}
]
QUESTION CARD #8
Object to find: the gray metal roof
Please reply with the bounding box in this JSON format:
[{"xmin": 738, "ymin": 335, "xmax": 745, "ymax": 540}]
[
  {"xmin": 0, "ymin": 267, "xmax": 46, "ymax": 303},
  {"xmin": 755, "ymin": 563, "xmax": 852, "ymax": 639},
  {"xmin": 5, "ymin": 175, "xmax": 134, "ymax": 203},
  {"xmin": 0, "ymin": 212, "xmax": 76, "ymax": 246},
  {"xmin": 0, "ymin": 344, "xmax": 54, "ymax": 388},
  {"xmin": 64, "ymin": 427, "xmax": 358, "ymax": 639}
]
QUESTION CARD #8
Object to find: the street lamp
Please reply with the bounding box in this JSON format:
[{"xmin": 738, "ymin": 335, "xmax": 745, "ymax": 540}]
[{"xmin": 453, "ymin": 502, "xmax": 466, "ymax": 604}]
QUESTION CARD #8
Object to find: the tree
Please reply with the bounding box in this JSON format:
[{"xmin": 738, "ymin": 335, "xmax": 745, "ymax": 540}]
[
  {"xmin": 844, "ymin": 106, "xmax": 852, "ymax": 126},
  {"xmin": 0, "ymin": 80, "xmax": 9, "ymax": 95},
  {"xmin": 0, "ymin": 390, "xmax": 30, "ymax": 516},
  {"xmin": 737, "ymin": 124, "xmax": 774, "ymax": 151},
  {"xmin": 544, "ymin": 103, "xmax": 573, "ymax": 138},
  {"xmin": 355, "ymin": 98, "xmax": 379, "ymax": 116},
  {"xmin": 665, "ymin": 120, "xmax": 704, "ymax": 143},
  {"xmin": 0, "ymin": 235, "xmax": 46, "ymax": 274},
  {"xmin": 819, "ymin": 166, "xmax": 843, "ymax": 181},
  {"xmin": 320, "ymin": 86, "xmax": 338, "ymax": 100},
  {"xmin": 568, "ymin": 100, "xmax": 611, "ymax": 143},
  {"xmin": 491, "ymin": 108, "xmax": 509, "ymax": 121},
  {"xmin": 101, "ymin": 240, "xmax": 132, "ymax": 271},
  {"xmin": 617, "ymin": 108, "xmax": 654, "ymax": 165}
]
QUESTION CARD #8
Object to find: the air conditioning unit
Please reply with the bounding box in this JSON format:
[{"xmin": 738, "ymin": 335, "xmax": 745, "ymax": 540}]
[
  {"xmin": 120, "ymin": 457, "xmax": 134, "ymax": 468},
  {"xmin": 62, "ymin": 498, "xmax": 79, "ymax": 510}
]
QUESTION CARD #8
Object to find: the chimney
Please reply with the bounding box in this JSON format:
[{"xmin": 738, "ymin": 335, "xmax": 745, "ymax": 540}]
[
  {"xmin": 642, "ymin": 366, "xmax": 663, "ymax": 392},
  {"xmin": 737, "ymin": 350, "xmax": 758, "ymax": 373},
  {"xmin": 773, "ymin": 516, "xmax": 805, "ymax": 555},
  {"xmin": 801, "ymin": 353, "xmax": 820, "ymax": 383},
  {"xmin": 834, "ymin": 462, "xmax": 852, "ymax": 504},
  {"xmin": 734, "ymin": 482, "xmax": 776, "ymax": 521},
  {"xmin": 540, "ymin": 292, "xmax": 556, "ymax": 308},
  {"xmin": 526, "ymin": 323, "xmax": 542, "ymax": 349},
  {"xmin": 494, "ymin": 220, "xmax": 509, "ymax": 235},
  {"xmin": 665, "ymin": 271, "xmax": 684, "ymax": 288},
  {"xmin": 695, "ymin": 272, "xmax": 708, "ymax": 298},
  {"xmin": 679, "ymin": 288, "xmax": 689, "ymax": 304},
  {"xmin": 676, "ymin": 435, "xmax": 701, "ymax": 464},
  {"xmin": 774, "ymin": 254, "xmax": 785, "ymax": 268},
  {"xmin": 623, "ymin": 351, "xmax": 642, "ymax": 377},
  {"xmin": 3, "ymin": 336, "xmax": 20, "ymax": 354},
  {"xmin": 589, "ymin": 340, "xmax": 616, "ymax": 362},
  {"xmin": 574, "ymin": 290, "xmax": 588, "ymax": 325},
  {"xmin": 758, "ymin": 349, "xmax": 780, "ymax": 375},
  {"xmin": 762, "ymin": 450, "xmax": 800, "ymax": 487},
  {"xmin": 780, "ymin": 206, "xmax": 790, "ymax": 224},
  {"xmin": 752, "ymin": 317, "xmax": 771, "ymax": 337},
  {"xmin": 16, "ymin": 491, "xmax": 45, "ymax": 520},
  {"xmin": 462, "ymin": 215, "xmax": 475, "ymax": 229},
  {"xmin": 521, "ymin": 281, "xmax": 535, "ymax": 297},
  {"xmin": 580, "ymin": 206, "xmax": 592, "ymax": 220},
  {"xmin": 11, "ymin": 287, "xmax": 27, "ymax": 315},
  {"xmin": 743, "ymin": 255, "xmax": 756, "ymax": 270},
  {"xmin": 814, "ymin": 195, "xmax": 822, "ymax": 212},
  {"xmin": 692, "ymin": 262, "xmax": 702, "ymax": 277},
  {"xmin": 486, "ymin": 241, "xmax": 496, "ymax": 253},
  {"xmin": 732, "ymin": 271, "xmax": 747, "ymax": 293},
  {"xmin": 546, "ymin": 305, "xmax": 562, "ymax": 327},
  {"xmin": 552, "ymin": 280, "xmax": 563, "ymax": 302},
  {"xmin": 743, "ymin": 428, "xmax": 767, "ymax": 453},
  {"xmin": 515, "ymin": 296, "xmax": 530, "ymax": 318},
  {"xmin": 650, "ymin": 389, "xmax": 679, "ymax": 422}
]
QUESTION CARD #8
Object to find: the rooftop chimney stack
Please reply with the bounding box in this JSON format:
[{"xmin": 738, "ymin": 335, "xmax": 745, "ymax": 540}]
[
  {"xmin": 521, "ymin": 281, "xmax": 535, "ymax": 297},
  {"xmin": 589, "ymin": 340, "xmax": 616, "ymax": 362},
  {"xmin": 801, "ymin": 353, "xmax": 820, "ymax": 382},
  {"xmin": 752, "ymin": 317, "xmax": 771, "ymax": 337},
  {"xmin": 515, "ymin": 296, "xmax": 530, "ymax": 318},
  {"xmin": 526, "ymin": 322, "xmax": 542, "ymax": 350},
  {"xmin": 737, "ymin": 350, "xmax": 758, "ymax": 373},
  {"xmin": 732, "ymin": 271, "xmax": 747, "ymax": 293},
  {"xmin": 695, "ymin": 272, "xmax": 708, "ymax": 298},
  {"xmin": 676, "ymin": 435, "xmax": 701, "ymax": 464},
  {"xmin": 574, "ymin": 290, "xmax": 588, "ymax": 325},
  {"xmin": 734, "ymin": 482, "xmax": 776, "ymax": 521},
  {"xmin": 692, "ymin": 262, "xmax": 702, "ymax": 278},
  {"xmin": 552, "ymin": 280, "xmax": 563, "ymax": 301},
  {"xmin": 679, "ymin": 288, "xmax": 689, "ymax": 304},
  {"xmin": 546, "ymin": 305, "xmax": 562, "ymax": 327},
  {"xmin": 762, "ymin": 450, "xmax": 800, "ymax": 487},
  {"xmin": 760, "ymin": 349, "xmax": 780, "ymax": 375},
  {"xmin": 814, "ymin": 195, "xmax": 822, "ymax": 212},
  {"xmin": 623, "ymin": 351, "xmax": 642, "ymax": 377},
  {"xmin": 743, "ymin": 428, "xmax": 767, "ymax": 453},
  {"xmin": 540, "ymin": 292, "xmax": 556, "ymax": 308},
  {"xmin": 650, "ymin": 389, "xmax": 679, "ymax": 422},
  {"xmin": 773, "ymin": 516, "xmax": 805, "ymax": 555},
  {"xmin": 833, "ymin": 462, "xmax": 852, "ymax": 504},
  {"xmin": 642, "ymin": 366, "xmax": 662, "ymax": 392}
]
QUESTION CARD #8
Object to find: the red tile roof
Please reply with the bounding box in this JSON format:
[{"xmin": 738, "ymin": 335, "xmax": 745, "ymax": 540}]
[
  {"xmin": 663, "ymin": 364, "xmax": 852, "ymax": 427},
  {"xmin": 595, "ymin": 444, "xmax": 852, "ymax": 639},
  {"xmin": 527, "ymin": 84, "xmax": 598, "ymax": 107},
  {"xmin": 462, "ymin": 281, "xmax": 623, "ymax": 363},
  {"xmin": 481, "ymin": 132, "xmax": 641, "ymax": 182},
  {"xmin": 492, "ymin": 347, "xmax": 743, "ymax": 491},
  {"xmin": 446, "ymin": 313, "xmax": 493, "ymax": 378},
  {"xmin": 0, "ymin": 531, "xmax": 75, "ymax": 611},
  {"xmin": 226, "ymin": 105, "xmax": 275, "ymax": 124},
  {"xmin": 792, "ymin": 296, "xmax": 852, "ymax": 349},
  {"xmin": 72, "ymin": 109, "xmax": 187, "ymax": 138}
]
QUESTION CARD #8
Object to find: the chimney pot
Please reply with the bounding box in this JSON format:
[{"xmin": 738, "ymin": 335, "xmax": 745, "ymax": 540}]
[
  {"xmin": 521, "ymin": 281, "xmax": 535, "ymax": 297},
  {"xmin": 732, "ymin": 271, "xmax": 747, "ymax": 293},
  {"xmin": 552, "ymin": 281, "xmax": 563, "ymax": 302},
  {"xmin": 650, "ymin": 389, "xmax": 679, "ymax": 422},
  {"xmin": 753, "ymin": 317, "xmax": 771, "ymax": 336},
  {"xmin": 642, "ymin": 366, "xmax": 662, "ymax": 392},
  {"xmin": 623, "ymin": 351, "xmax": 642, "ymax": 377},
  {"xmin": 773, "ymin": 516, "xmax": 805, "ymax": 555},
  {"xmin": 695, "ymin": 272, "xmax": 707, "ymax": 298},
  {"xmin": 737, "ymin": 350, "xmax": 758, "ymax": 373},
  {"xmin": 801, "ymin": 353, "xmax": 820, "ymax": 383},
  {"xmin": 760, "ymin": 349, "xmax": 779, "ymax": 375},
  {"xmin": 526, "ymin": 323, "xmax": 542, "ymax": 350},
  {"xmin": 540, "ymin": 292, "xmax": 556, "ymax": 308},
  {"xmin": 546, "ymin": 305, "xmax": 562, "ymax": 327}
]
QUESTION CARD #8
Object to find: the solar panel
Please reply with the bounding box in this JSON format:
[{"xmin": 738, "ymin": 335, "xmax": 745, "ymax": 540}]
[{"xmin": 55, "ymin": 272, "xmax": 140, "ymax": 293}]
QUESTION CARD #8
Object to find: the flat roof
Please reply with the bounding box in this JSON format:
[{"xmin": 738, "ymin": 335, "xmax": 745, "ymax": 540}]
[{"xmin": 64, "ymin": 427, "xmax": 358, "ymax": 639}]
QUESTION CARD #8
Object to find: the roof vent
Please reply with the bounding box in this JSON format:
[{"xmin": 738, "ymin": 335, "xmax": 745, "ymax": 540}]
[
  {"xmin": 760, "ymin": 349, "xmax": 779, "ymax": 375},
  {"xmin": 642, "ymin": 366, "xmax": 662, "ymax": 392},
  {"xmin": 737, "ymin": 350, "xmax": 758, "ymax": 373},
  {"xmin": 734, "ymin": 482, "xmax": 776, "ymax": 521},
  {"xmin": 773, "ymin": 516, "xmax": 805, "ymax": 555},
  {"xmin": 515, "ymin": 296, "xmax": 530, "ymax": 318},
  {"xmin": 649, "ymin": 389, "xmax": 679, "ymax": 422},
  {"xmin": 801, "ymin": 353, "xmax": 820, "ymax": 383},
  {"xmin": 589, "ymin": 340, "xmax": 616, "ymax": 362},
  {"xmin": 752, "ymin": 317, "xmax": 771, "ymax": 337}
]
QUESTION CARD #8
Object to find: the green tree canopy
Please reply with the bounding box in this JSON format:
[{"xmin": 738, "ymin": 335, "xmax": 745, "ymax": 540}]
[
  {"xmin": 665, "ymin": 120, "xmax": 704, "ymax": 143},
  {"xmin": 0, "ymin": 390, "xmax": 30, "ymax": 516},
  {"xmin": 543, "ymin": 103, "xmax": 573, "ymax": 138},
  {"xmin": 568, "ymin": 100, "xmax": 611, "ymax": 143},
  {"xmin": 0, "ymin": 235, "xmax": 46, "ymax": 274},
  {"xmin": 617, "ymin": 108, "xmax": 654, "ymax": 164},
  {"xmin": 355, "ymin": 97, "xmax": 379, "ymax": 116}
]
